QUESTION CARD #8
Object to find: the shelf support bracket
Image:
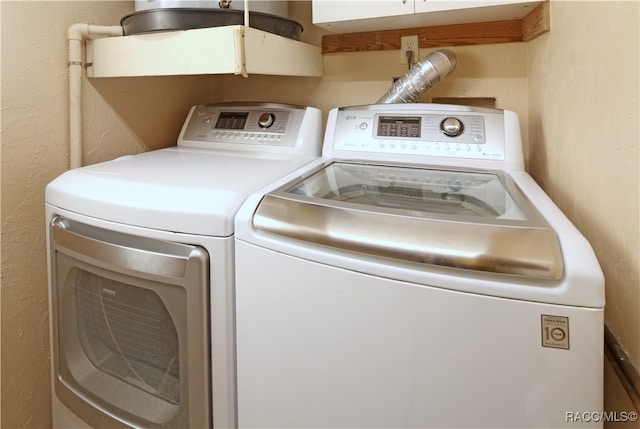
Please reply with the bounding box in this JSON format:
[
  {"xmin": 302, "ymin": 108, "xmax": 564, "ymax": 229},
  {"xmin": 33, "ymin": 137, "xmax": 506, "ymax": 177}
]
[{"xmin": 234, "ymin": 27, "xmax": 248, "ymax": 78}]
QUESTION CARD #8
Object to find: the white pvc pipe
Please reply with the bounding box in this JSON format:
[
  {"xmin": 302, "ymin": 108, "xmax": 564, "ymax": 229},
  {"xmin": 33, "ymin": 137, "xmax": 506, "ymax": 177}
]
[
  {"xmin": 67, "ymin": 23, "xmax": 123, "ymax": 169},
  {"xmin": 244, "ymin": 0, "xmax": 250, "ymax": 28}
]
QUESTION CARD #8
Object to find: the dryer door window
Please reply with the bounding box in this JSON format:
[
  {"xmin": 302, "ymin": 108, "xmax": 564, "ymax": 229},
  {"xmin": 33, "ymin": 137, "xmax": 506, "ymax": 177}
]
[{"xmin": 69, "ymin": 267, "xmax": 181, "ymax": 405}]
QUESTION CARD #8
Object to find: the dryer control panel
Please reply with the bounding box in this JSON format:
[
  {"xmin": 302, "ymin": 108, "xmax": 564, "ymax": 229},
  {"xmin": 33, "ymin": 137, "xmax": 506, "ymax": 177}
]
[
  {"xmin": 324, "ymin": 104, "xmax": 523, "ymax": 171},
  {"xmin": 178, "ymin": 102, "xmax": 322, "ymax": 155}
]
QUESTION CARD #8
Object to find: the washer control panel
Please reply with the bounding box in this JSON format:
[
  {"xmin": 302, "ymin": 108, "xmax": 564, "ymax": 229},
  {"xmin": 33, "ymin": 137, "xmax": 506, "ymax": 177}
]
[
  {"xmin": 375, "ymin": 114, "xmax": 485, "ymax": 144},
  {"xmin": 180, "ymin": 103, "xmax": 304, "ymax": 148},
  {"xmin": 330, "ymin": 105, "xmax": 510, "ymax": 162}
]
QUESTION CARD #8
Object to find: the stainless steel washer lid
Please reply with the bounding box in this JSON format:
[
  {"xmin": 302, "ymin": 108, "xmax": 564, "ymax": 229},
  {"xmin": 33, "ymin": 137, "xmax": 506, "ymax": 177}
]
[
  {"xmin": 252, "ymin": 161, "xmax": 563, "ymax": 280},
  {"xmin": 46, "ymin": 147, "xmax": 316, "ymax": 236}
]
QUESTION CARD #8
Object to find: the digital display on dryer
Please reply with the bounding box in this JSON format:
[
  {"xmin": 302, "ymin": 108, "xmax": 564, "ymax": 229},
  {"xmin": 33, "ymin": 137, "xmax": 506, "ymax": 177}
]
[
  {"xmin": 377, "ymin": 116, "xmax": 421, "ymax": 138},
  {"xmin": 215, "ymin": 112, "xmax": 249, "ymax": 130}
]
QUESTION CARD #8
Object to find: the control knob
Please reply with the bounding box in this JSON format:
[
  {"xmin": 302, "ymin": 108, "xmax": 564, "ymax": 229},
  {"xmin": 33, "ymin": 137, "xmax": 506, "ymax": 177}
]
[
  {"xmin": 258, "ymin": 112, "xmax": 275, "ymax": 129},
  {"xmin": 440, "ymin": 117, "xmax": 464, "ymax": 137}
]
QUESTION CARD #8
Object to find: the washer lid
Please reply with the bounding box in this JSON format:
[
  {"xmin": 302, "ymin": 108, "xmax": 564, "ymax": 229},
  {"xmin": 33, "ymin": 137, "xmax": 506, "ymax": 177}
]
[
  {"xmin": 253, "ymin": 161, "xmax": 563, "ymax": 280},
  {"xmin": 46, "ymin": 147, "xmax": 316, "ymax": 236}
]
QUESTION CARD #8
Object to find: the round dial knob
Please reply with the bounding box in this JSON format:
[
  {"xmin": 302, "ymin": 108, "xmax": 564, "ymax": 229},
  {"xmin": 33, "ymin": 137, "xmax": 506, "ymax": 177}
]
[
  {"xmin": 258, "ymin": 112, "xmax": 275, "ymax": 129},
  {"xmin": 440, "ymin": 117, "xmax": 464, "ymax": 137}
]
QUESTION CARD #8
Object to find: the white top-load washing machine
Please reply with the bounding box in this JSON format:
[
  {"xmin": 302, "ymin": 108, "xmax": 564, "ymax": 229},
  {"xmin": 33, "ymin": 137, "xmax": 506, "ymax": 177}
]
[
  {"xmin": 234, "ymin": 103, "xmax": 605, "ymax": 428},
  {"xmin": 45, "ymin": 102, "xmax": 322, "ymax": 429}
]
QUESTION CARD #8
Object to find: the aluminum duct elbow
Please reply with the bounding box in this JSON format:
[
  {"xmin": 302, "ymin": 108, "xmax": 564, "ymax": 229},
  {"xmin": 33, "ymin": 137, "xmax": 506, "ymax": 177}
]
[{"xmin": 377, "ymin": 49, "xmax": 457, "ymax": 104}]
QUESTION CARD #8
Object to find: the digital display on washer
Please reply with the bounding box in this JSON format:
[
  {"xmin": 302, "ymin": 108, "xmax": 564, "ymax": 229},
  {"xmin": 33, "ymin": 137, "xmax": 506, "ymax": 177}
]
[
  {"xmin": 215, "ymin": 112, "xmax": 249, "ymax": 130},
  {"xmin": 377, "ymin": 116, "xmax": 421, "ymax": 138}
]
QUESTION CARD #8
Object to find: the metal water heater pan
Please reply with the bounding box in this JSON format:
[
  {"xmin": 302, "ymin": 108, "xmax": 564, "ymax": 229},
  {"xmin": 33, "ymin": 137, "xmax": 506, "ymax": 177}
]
[{"xmin": 121, "ymin": 8, "xmax": 303, "ymax": 40}]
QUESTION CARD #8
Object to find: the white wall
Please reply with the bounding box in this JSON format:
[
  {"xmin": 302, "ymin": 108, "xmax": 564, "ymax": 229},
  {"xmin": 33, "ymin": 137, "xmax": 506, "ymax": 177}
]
[
  {"xmin": 1, "ymin": 2, "xmax": 139, "ymax": 427},
  {"xmin": 526, "ymin": 1, "xmax": 639, "ymax": 418}
]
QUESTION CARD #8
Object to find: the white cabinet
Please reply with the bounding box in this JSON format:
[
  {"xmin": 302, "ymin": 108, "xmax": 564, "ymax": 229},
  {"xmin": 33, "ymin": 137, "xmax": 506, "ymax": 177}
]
[
  {"xmin": 413, "ymin": 0, "xmax": 542, "ymax": 21},
  {"xmin": 86, "ymin": 26, "xmax": 323, "ymax": 78},
  {"xmin": 312, "ymin": 1, "xmax": 413, "ymax": 24},
  {"xmin": 313, "ymin": 0, "xmax": 543, "ymax": 33}
]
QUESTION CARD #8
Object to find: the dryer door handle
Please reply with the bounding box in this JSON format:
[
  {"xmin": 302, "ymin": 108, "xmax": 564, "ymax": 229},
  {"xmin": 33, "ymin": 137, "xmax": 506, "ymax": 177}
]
[{"xmin": 51, "ymin": 216, "xmax": 202, "ymax": 279}]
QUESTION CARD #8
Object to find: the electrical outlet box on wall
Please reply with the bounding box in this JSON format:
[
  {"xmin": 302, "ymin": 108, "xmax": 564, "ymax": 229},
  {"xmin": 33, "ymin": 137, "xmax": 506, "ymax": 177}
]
[{"xmin": 400, "ymin": 35, "xmax": 419, "ymax": 65}]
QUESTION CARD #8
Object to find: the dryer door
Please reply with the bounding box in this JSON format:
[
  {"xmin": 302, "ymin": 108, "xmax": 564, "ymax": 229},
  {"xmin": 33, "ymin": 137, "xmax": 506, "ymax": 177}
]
[
  {"xmin": 253, "ymin": 161, "xmax": 563, "ymax": 279},
  {"xmin": 49, "ymin": 216, "xmax": 210, "ymax": 429}
]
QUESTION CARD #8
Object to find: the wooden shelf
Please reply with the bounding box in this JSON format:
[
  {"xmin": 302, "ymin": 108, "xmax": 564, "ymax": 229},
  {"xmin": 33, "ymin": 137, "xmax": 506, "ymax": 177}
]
[
  {"xmin": 321, "ymin": 1, "xmax": 549, "ymax": 54},
  {"xmin": 86, "ymin": 25, "xmax": 323, "ymax": 78}
]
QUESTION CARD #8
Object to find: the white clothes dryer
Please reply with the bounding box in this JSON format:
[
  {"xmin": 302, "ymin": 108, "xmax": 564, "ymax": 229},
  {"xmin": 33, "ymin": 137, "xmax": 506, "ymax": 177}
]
[
  {"xmin": 45, "ymin": 103, "xmax": 322, "ymax": 429},
  {"xmin": 234, "ymin": 103, "xmax": 605, "ymax": 428}
]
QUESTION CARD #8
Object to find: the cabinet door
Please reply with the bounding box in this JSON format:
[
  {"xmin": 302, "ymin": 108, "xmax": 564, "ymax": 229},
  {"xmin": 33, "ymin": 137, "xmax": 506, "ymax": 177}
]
[
  {"xmin": 312, "ymin": 0, "xmax": 414, "ymax": 32},
  {"xmin": 313, "ymin": 0, "xmax": 542, "ymax": 33},
  {"xmin": 414, "ymin": 0, "xmax": 541, "ymax": 24}
]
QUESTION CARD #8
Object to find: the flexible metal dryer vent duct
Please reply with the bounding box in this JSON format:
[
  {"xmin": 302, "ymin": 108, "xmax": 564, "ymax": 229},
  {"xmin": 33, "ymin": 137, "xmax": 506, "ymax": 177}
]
[{"xmin": 377, "ymin": 49, "xmax": 457, "ymax": 104}]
